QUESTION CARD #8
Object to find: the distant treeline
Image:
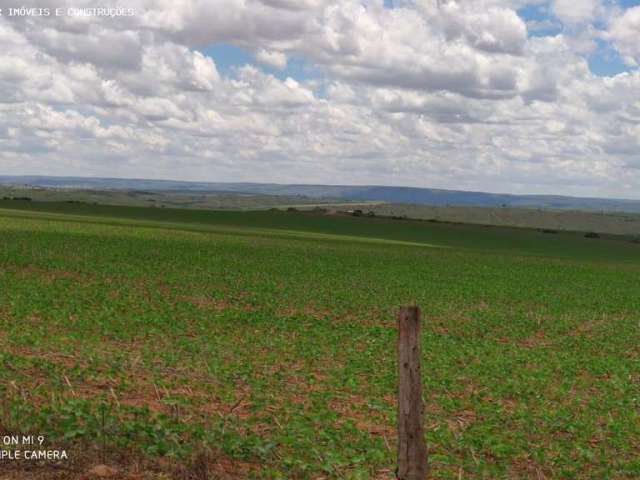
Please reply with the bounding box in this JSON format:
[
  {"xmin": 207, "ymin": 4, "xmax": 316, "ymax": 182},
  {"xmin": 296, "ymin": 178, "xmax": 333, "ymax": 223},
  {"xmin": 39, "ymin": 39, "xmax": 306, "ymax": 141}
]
[{"xmin": 2, "ymin": 196, "xmax": 32, "ymax": 201}]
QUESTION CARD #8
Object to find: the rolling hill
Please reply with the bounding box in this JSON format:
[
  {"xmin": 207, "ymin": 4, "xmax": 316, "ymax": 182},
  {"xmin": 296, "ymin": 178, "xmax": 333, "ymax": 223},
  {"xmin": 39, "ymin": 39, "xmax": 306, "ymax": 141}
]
[{"xmin": 2, "ymin": 175, "xmax": 640, "ymax": 213}]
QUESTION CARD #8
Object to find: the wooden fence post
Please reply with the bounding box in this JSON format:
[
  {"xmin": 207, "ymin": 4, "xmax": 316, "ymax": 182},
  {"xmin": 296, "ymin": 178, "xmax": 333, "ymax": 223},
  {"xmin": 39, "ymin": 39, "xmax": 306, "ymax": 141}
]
[{"xmin": 397, "ymin": 306, "xmax": 428, "ymax": 480}]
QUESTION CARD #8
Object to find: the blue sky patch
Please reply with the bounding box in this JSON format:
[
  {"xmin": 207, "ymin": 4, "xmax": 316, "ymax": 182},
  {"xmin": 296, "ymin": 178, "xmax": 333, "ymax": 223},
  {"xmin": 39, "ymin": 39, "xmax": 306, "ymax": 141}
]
[
  {"xmin": 200, "ymin": 44, "xmax": 253, "ymax": 76},
  {"xmin": 618, "ymin": 0, "xmax": 640, "ymax": 7},
  {"xmin": 200, "ymin": 44, "xmax": 321, "ymax": 82},
  {"xmin": 588, "ymin": 39, "xmax": 631, "ymax": 77}
]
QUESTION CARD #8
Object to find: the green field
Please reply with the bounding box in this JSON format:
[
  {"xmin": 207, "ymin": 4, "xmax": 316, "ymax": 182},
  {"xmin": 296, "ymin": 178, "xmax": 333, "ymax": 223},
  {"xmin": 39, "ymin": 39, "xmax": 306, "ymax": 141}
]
[{"xmin": 1, "ymin": 200, "xmax": 639, "ymax": 479}]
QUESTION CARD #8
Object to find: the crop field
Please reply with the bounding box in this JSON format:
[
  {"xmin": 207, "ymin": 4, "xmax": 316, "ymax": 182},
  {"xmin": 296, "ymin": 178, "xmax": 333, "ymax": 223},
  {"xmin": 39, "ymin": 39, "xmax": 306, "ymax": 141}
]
[
  {"xmin": 0, "ymin": 185, "xmax": 373, "ymax": 211},
  {"xmin": 0, "ymin": 200, "xmax": 639, "ymax": 479}
]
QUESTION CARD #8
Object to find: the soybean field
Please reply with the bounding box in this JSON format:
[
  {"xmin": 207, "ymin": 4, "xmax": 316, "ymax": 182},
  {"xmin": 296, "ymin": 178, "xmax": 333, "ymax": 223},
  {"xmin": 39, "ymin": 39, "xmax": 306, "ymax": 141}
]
[{"xmin": 0, "ymin": 200, "xmax": 639, "ymax": 479}]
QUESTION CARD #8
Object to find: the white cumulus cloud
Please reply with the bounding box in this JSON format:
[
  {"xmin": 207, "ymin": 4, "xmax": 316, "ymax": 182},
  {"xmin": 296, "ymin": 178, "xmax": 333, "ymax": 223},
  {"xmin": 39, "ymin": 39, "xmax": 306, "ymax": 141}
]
[{"xmin": 255, "ymin": 48, "xmax": 288, "ymax": 69}]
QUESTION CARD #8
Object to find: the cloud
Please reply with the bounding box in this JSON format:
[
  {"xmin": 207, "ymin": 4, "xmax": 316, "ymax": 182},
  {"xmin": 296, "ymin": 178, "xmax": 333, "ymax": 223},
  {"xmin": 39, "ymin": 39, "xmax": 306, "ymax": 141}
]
[
  {"xmin": 607, "ymin": 6, "xmax": 640, "ymax": 66},
  {"xmin": 0, "ymin": 0, "xmax": 639, "ymax": 199},
  {"xmin": 255, "ymin": 48, "xmax": 288, "ymax": 69},
  {"xmin": 552, "ymin": 0, "xmax": 601, "ymax": 25}
]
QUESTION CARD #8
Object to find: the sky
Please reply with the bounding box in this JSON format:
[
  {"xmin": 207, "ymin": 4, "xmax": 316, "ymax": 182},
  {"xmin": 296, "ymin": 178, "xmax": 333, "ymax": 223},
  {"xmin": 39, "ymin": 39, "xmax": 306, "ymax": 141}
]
[{"xmin": 0, "ymin": 1, "xmax": 639, "ymax": 198}]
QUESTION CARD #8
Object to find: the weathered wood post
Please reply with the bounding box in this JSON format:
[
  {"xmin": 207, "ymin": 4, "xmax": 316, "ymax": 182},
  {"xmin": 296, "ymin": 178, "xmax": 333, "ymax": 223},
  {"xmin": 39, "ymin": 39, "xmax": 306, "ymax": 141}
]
[{"xmin": 397, "ymin": 306, "xmax": 428, "ymax": 479}]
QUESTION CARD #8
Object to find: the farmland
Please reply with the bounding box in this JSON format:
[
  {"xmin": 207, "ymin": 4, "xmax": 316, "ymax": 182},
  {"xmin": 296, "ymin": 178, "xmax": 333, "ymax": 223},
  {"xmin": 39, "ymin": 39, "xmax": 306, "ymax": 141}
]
[
  {"xmin": 0, "ymin": 185, "xmax": 373, "ymax": 212},
  {"xmin": 0, "ymin": 200, "xmax": 639, "ymax": 479},
  {"xmin": 4, "ymin": 183, "xmax": 640, "ymax": 236}
]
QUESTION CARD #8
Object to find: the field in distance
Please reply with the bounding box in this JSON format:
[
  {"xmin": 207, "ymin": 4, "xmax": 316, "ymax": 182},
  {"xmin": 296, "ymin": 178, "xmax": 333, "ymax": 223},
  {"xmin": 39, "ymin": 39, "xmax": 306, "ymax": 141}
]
[
  {"xmin": 0, "ymin": 200, "xmax": 639, "ymax": 479},
  {"xmin": 362, "ymin": 203, "xmax": 640, "ymax": 237},
  {"xmin": 3, "ymin": 184, "xmax": 640, "ymax": 237},
  {"xmin": 0, "ymin": 185, "xmax": 377, "ymax": 211}
]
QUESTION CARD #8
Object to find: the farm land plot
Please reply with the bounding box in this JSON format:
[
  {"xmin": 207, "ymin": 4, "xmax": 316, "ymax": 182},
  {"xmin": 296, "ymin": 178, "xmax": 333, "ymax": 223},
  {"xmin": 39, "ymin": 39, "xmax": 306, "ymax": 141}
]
[{"xmin": 0, "ymin": 202, "xmax": 639, "ymax": 479}]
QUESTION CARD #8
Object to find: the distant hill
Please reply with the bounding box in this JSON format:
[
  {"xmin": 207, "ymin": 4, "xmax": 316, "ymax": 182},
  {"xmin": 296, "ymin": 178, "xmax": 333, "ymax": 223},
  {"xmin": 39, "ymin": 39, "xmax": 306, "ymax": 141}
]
[{"xmin": 2, "ymin": 175, "xmax": 640, "ymax": 213}]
